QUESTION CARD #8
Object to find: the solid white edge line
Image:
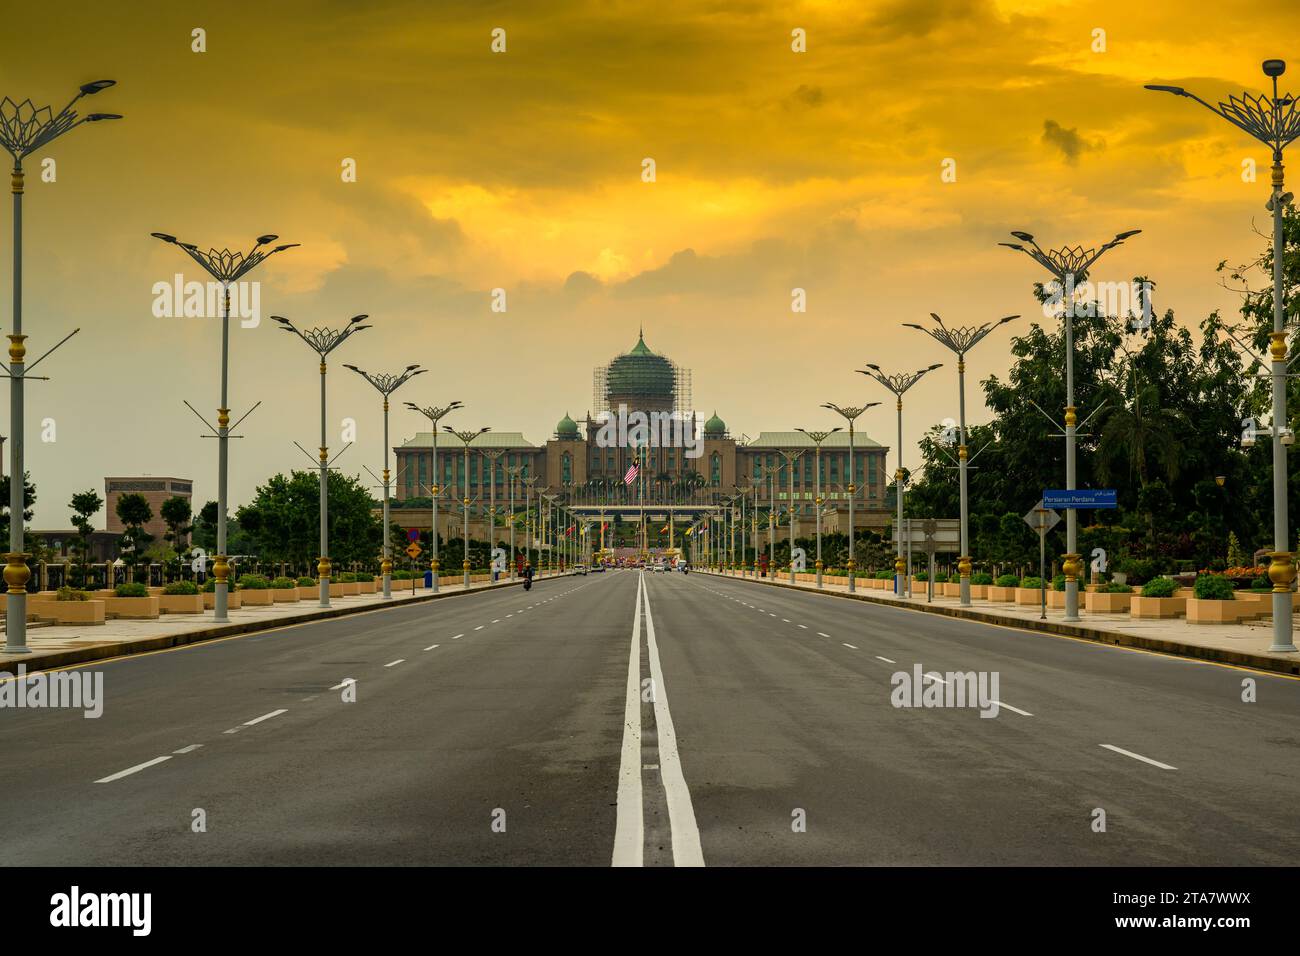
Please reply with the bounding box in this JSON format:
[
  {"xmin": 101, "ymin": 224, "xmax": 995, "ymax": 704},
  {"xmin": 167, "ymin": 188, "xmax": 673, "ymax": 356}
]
[
  {"xmin": 244, "ymin": 708, "xmax": 288, "ymax": 726},
  {"xmin": 384, "ymin": 659, "xmax": 405, "ymax": 667},
  {"xmin": 642, "ymin": 575, "xmax": 706, "ymax": 867},
  {"xmin": 1100, "ymin": 743, "xmax": 1177, "ymax": 770},
  {"xmin": 612, "ymin": 572, "xmax": 645, "ymax": 867},
  {"xmin": 95, "ymin": 755, "xmax": 172, "ymax": 783}
]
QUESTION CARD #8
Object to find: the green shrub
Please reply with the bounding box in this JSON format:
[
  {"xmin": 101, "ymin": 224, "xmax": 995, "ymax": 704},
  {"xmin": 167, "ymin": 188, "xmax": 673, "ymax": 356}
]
[
  {"xmin": 1020, "ymin": 576, "xmax": 1044, "ymax": 589},
  {"xmin": 163, "ymin": 581, "xmax": 199, "ymax": 595},
  {"xmin": 1101, "ymin": 582, "xmax": 1133, "ymax": 593},
  {"xmin": 1141, "ymin": 577, "xmax": 1177, "ymax": 598},
  {"xmin": 393, "ymin": 570, "xmax": 414, "ymax": 580},
  {"xmin": 971, "ymin": 572, "xmax": 993, "ymax": 585},
  {"xmin": 1052, "ymin": 573, "xmax": 1067, "ymax": 592},
  {"xmin": 1251, "ymin": 575, "xmax": 1270, "ymax": 590},
  {"xmin": 994, "ymin": 574, "xmax": 1019, "ymax": 588},
  {"xmin": 353, "ymin": 572, "xmax": 375, "ymax": 583},
  {"xmin": 114, "ymin": 582, "xmax": 148, "ymax": 597},
  {"xmin": 338, "ymin": 572, "xmax": 357, "ymax": 583},
  {"xmin": 1117, "ymin": 556, "xmax": 1159, "ymax": 585},
  {"xmin": 875, "ymin": 570, "xmax": 892, "ymax": 580},
  {"xmin": 270, "ymin": 577, "xmax": 297, "ymax": 590},
  {"xmin": 915, "ymin": 570, "xmax": 928, "ymax": 582},
  {"xmin": 55, "ymin": 586, "xmax": 89, "ymax": 602},
  {"xmin": 297, "ymin": 576, "xmax": 315, "ymax": 586},
  {"xmin": 1194, "ymin": 574, "xmax": 1235, "ymax": 601},
  {"xmin": 201, "ymin": 578, "xmax": 216, "ymax": 592},
  {"xmin": 237, "ymin": 574, "xmax": 270, "ymax": 590}
]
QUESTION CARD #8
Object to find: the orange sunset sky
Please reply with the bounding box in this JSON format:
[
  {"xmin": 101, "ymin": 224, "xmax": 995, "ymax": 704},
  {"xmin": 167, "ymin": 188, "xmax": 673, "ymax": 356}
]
[{"xmin": 2, "ymin": 0, "xmax": 1294, "ymax": 525}]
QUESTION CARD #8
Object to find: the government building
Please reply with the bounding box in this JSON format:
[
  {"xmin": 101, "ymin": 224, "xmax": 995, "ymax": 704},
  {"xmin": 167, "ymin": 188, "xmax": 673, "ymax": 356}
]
[{"xmin": 389, "ymin": 333, "xmax": 893, "ymax": 546}]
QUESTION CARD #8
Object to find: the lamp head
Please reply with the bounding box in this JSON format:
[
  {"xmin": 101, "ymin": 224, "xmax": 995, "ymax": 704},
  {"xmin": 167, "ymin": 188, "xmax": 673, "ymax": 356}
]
[
  {"xmin": 256, "ymin": 234, "xmax": 279, "ymax": 245},
  {"xmin": 150, "ymin": 232, "xmax": 177, "ymax": 244},
  {"xmin": 1143, "ymin": 84, "xmax": 1186, "ymax": 96},
  {"xmin": 1010, "ymin": 231, "xmax": 1035, "ymax": 242},
  {"xmin": 79, "ymin": 80, "xmax": 116, "ymax": 95},
  {"xmin": 1264, "ymin": 59, "xmax": 1287, "ymax": 79},
  {"xmin": 84, "ymin": 113, "xmax": 122, "ymax": 122}
]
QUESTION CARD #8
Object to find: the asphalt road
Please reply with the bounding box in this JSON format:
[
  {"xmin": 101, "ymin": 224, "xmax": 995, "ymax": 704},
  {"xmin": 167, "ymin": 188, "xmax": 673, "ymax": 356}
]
[{"xmin": 2, "ymin": 567, "xmax": 1297, "ymax": 866}]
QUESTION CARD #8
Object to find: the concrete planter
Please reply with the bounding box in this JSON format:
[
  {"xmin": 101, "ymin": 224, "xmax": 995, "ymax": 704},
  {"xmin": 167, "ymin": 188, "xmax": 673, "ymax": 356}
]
[
  {"xmin": 943, "ymin": 582, "xmax": 963, "ymax": 597},
  {"xmin": 339, "ymin": 582, "xmax": 361, "ymax": 596},
  {"xmin": 102, "ymin": 595, "xmax": 160, "ymax": 619},
  {"xmin": 1046, "ymin": 590, "xmax": 1066, "ymax": 608},
  {"xmin": 240, "ymin": 589, "xmax": 275, "ymax": 606},
  {"xmin": 159, "ymin": 594, "xmax": 204, "ymax": 614},
  {"xmin": 1186, "ymin": 597, "xmax": 1241, "ymax": 624},
  {"xmin": 969, "ymin": 585, "xmax": 988, "ymax": 599},
  {"xmin": 356, "ymin": 581, "xmax": 376, "ymax": 594},
  {"xmin": 29, "ymin": 598, "xmax": 106, "ymax": 625},
  {"xmin": 328, "ymin": 582, "xmax": 345, "ymax": 597},
  {"xmin": 1130, "ymin": 595, "xmax": 1186, "ymax": 619},
  {"xmin": 1085, "ymin": 591, "xmax": 1133, "ymax": 614},
  {"xmin": 1015, "ymin": 587, "xmax": 1044, "ymax": 606},
  {"xmin": 203, "ymin": 590, "xmax": 242, "ymax": 610},
  {"xmin": 297, "ymin": 586, "xmax": 318, "ymax": 600},
  {"xmin": 988, "ymin": 586, "xmax": 1017, "ymax": 602},
  {"xmin": 272, "ymin": 587, "xmax": 300, "ymax": 603},
  {"xmin": 1230, "ymin": 592, "xmax": 1272, "ymax": 620},
  {"xmin": 146, "ymin": 586, "xmax": 165, "ymax": 597}
]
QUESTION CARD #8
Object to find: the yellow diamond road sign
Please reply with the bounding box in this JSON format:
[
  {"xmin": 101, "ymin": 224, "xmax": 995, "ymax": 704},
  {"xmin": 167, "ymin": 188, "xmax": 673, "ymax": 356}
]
[{"xmin": 406, "ymin": 542, "xmax": 422, "ymax": 559}]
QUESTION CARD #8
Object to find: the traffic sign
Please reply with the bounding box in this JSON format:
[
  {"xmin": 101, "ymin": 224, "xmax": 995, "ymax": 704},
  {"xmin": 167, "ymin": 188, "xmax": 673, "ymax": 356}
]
[
  {"xmin": 405, "ymin": 542, "xmax": 422, "ymax": 559},
  {"xmin": 1023, "ymin": 500, "xmax": 1061, "ymax": 535},
  {"xmin": 891, "ymin": 518, "xmax": 960, "ymax": 554},
  {"xmin": 407, "ymin": 529, "xmax": 420, "ymax": 542},
  {"xmin": 1043, "ymin": 489, "xmax": 1117, "ymax": 509}
]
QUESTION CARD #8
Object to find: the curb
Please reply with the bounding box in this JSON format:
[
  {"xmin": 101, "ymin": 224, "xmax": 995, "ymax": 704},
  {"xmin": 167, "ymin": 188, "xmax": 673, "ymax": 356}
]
[
  {"xmin": 700, "ymin": 571, "xmax": 1300, "ymax": 678},
  {"xmin": 0, "ymin": 574, "xmax": 553, "ymax": 677}
]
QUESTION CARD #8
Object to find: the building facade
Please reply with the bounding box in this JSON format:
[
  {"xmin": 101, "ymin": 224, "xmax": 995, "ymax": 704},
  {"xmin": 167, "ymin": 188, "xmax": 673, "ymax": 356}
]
[
  {"xmin": 105, "ymin": 476, "xmax": 193, "ymax": 538},
  {"xmin": 390, "ymin": 333, "xmax": 892, "ymax": 541}
]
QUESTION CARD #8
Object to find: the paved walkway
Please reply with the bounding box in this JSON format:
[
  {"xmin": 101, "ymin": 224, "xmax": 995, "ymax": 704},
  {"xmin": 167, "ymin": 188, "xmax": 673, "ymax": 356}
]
[
  {"xmin": 0, "ymin": 573, "xmax": 560, "ymax": 675},
  {"xmin": 702, "ymin": 570, "xmax": 1300, "ymax": 676}
]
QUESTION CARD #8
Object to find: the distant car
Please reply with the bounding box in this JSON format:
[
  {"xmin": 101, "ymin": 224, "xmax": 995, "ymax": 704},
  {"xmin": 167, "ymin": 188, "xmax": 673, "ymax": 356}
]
[
  {"xmin": 572, "ymin": 565, "xmax": 587, "ymax": 575},
  {"xmin": 652, "ymin": 563, "xmax": 666, "ymax": 572},
  {"xmin": 592, "ymin": 564, "xmax": 606, "ymax": 572}
]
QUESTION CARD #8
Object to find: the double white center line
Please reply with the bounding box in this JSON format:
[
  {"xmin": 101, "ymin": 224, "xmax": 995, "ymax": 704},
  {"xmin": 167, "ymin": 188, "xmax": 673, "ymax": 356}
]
[{"xmin": 613, "ymin": 572, "xmax": 704, "ymax": 867}]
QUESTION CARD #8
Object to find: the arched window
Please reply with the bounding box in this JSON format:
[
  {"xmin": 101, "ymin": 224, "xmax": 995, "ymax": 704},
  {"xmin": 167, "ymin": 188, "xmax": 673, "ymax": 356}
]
[
  {"xmin": 710, "ymin": 452, "xmax": 721, "ymax": 485},
  {"xmin": 562, "ymin": 452, "xmax": 571, "ymax": 484}
]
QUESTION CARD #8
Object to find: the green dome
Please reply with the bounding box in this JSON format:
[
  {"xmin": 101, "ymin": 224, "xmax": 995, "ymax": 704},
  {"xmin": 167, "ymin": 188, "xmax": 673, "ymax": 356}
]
[
  {"xmin": 556, "ymin": 412, "xmax": 579, "ymax": 438},
  {"xmin": 606, "ymin": 332, "xmax": 675, "ymax": 404},
  {"xmin": 704, "ymin": 411, "xmax": 727, "ymax": 437}
]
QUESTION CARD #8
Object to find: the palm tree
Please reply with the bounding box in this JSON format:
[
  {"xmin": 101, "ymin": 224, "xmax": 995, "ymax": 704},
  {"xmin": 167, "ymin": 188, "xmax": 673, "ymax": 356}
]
[{"xmin": 1097, "ymin": 382, "xmax": 1183, "ymax": 487}]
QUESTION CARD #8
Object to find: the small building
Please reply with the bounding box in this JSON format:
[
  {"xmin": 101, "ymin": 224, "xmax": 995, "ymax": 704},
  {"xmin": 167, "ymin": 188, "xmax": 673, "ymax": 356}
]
[{"xmin": 105, "ymin": 476, "xmax": 193, "ymax": 539}]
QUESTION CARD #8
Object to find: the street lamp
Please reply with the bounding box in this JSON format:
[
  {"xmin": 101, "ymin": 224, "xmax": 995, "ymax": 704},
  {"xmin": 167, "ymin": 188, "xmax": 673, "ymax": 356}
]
[
  {"xmin": 1146, "ymin": 60, "xmax": 1298, "ymax": 652},
  {"xmin": 0, "ymin": 80, "xmax": 121, "ymax": 652},
  {"xmin": 151, "ymin": 231, "xmax": 296, "ymax": 624},
  {"xmin": 1000, "ymin": 229, "xmax": 1140, "ymax": 621},
  {"xmin": 479, "ymin": 448, "xmax": 507, "ymax": 579},
  {"xmin": 405, "ymin": 400, "xmax": 462, "ymax": 591},
  {"xmin": 273, "ymin": 314, "xmax": 371, "ymax": 607},
  {"xmin": 821, "ymin": 403, "xmax": 881, "ymax": 593},
  {"xmin": 794, "ymin": 427, "xmax": 842, "ymax": 587},
  {"xmin": 860, "ymin": 363, "xmax": 942, "ymax": 597},
  {"xmin": 902, "ymin": 314, "xmax": 1017, "ymax": 606},
  {"xmin": 778, "ymin": 450, "xmax": 806, "ymax": 584},
  {"xmin": 445, "ymin": 426, "xmax": 489, "ymax": 587},
  {"xmin": 344, "ymin": 362, "xmax": 426, "ymax": 599}
]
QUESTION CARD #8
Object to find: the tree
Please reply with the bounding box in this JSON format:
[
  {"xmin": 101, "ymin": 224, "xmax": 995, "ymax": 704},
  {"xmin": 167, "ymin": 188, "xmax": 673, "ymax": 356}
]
[
  {"xmin": 115, "ymin": 493, "xmax": 154, "ymax": 582},
  {"xmin": 235, "ymin": 470, "xmax": 382, "ymax": 570},
  {"xmin": 68, "ymin": 489, "xmax": 104, "ymax": 587},
  {"xmin": 0, "ymin": 472, "xmax": 36, "ymax": 547},
  {"xmin": 159, "ymin": 496, "xmax": 193, "ymax": 577}
]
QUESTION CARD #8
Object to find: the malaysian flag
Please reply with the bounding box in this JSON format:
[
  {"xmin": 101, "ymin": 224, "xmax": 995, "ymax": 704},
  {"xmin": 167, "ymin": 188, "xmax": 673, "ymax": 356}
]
[{"xmin": 623, "ymin": 461, "xmax": 639, "ymax": 486}]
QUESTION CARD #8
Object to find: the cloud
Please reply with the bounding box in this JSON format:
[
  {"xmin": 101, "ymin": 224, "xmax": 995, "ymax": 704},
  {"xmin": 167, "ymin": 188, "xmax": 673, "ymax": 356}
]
[{"xmin": 1041, "ymin": 119, "xmax": 1100, "ymax": 164}]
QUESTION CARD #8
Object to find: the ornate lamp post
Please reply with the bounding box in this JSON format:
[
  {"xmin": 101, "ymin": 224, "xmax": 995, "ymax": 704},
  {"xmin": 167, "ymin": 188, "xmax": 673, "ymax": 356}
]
[
  {"xmin": 902, "ymin": 314, "xmax": 1017, "ymax": 606},
  {"xmin": 0, "ymin": 80, "xmax": 121, "ymax": 651},
  {"xmin": 1146, "ymin": 61, "xmax": 1298, "ymax": 652},
  {"xmin": 822, "ymin": 403, "xmax": 881, "ymax": 593},
  {"xmin": 778, "ymin": 450, "xmax": 806, "ymax": 584},
  {"xmin": 151, "ymin": 231, "xmax": 295, "ymax": 624},
  {"xmin": 344, "ymin": 362, "xmax": 426, "ymax": 599},
  {"xmin": 860, "ymin": 363, "xmax": 942, "ymax": 597},
  {"xmin": 522, "ymin": 475, "xmax": 538, "ymax": 573},
  {"xmin": 273, "ymin": 314, "xmax": 371, "ymax": 607},
  {"xmin": 405, "ymin": 401, "xmax": 461, "ymax": 591},
  {"xmin": 794, "ymin": 428, "xmax": 842, "ymax": 587},
  {"xmin": 1000, "ymin": 230, "xmax": 1140, "ymax": 622},
  {"xmin": 480, "ymin": 448, "xmax": 506, "ymax": 578},
  {"xmin": 444, "ymin": 426, "xmax": 489, "ymax": 587},
  {"xmin": 505, "ymin": 463, "xmax": 524, "ymax": 579}
]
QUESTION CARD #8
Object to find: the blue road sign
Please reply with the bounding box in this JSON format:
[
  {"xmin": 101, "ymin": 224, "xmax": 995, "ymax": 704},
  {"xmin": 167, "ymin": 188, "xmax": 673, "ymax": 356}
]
[
  {"xmin": 407, "ymin": 529, "xmax": 420, "ymax": 542},
  {"xmin": 1043, "ymin": 489, "xmax": 1117, "ymax": 509}
]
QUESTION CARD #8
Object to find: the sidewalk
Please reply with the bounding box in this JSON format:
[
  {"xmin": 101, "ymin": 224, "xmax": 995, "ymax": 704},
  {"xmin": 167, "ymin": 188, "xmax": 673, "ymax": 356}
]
[
  {"xmin": 701, "ymin": 570, "xmax": 1300, "ymax": 677},
  {"xmin": 0, "ymin": 572, "xmax": 559, "ymax": 677}
]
